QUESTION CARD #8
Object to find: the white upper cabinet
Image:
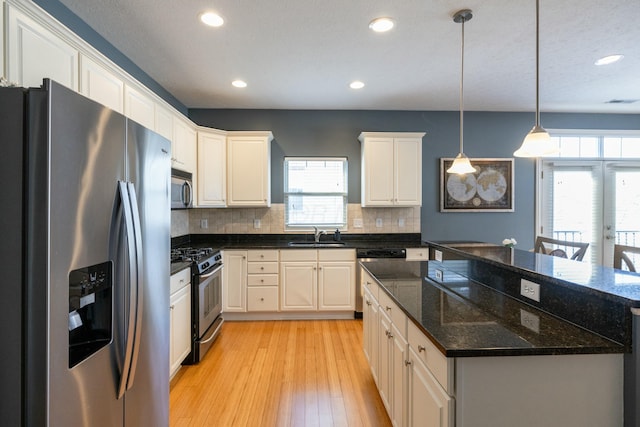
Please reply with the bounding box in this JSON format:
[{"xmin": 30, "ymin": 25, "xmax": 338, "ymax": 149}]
[
  {"xmin": 227, "ymin": 131, "xmax": 273, "ymax": 207},
  {"xmin": 154, "ymin": 105, "xmax": 174, "ymax": 141},
  {"xmin": 197, "ymin": 128, "xmax": 227, "ymax": 207},
  {"xmin": 6, "ymin": 4, "xmax": 78, "ymax": 90},
  {"xmin": 359, "ymin": 132, "xmax": 425, "ymax": 207},
  {"xmin": 79, "ymin": 54, "xmax": 124, "ymax": 113},
  {"xmin": 1, "ymin": 2, "xmax": 5, "ymax": 79},
  {"xmin": 124, "ymin": 83, "xmax": 155, "ymax": 130},
  {"xmin": 172, "ymin": 117, "xmax": 197, "ymax": 174}
]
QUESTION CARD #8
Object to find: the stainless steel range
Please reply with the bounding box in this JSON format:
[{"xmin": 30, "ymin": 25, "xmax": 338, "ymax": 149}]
[{"xmin": 171, "ymin": 247, "xmax": 223, "ymax": 364}]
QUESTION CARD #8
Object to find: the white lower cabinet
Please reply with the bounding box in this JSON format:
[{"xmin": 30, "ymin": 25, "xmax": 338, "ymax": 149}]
[
  {"xmin": 407, "ymin": 347, "xmax": 453, "ymax": 427},
  {"xmin": 362, "ymin": 266, "xmax": 452, "ymax": 427},
  {"xmin": 247, "ymin": 250, "xmax": 279, "ymax": 311},
  {"xmin": 170, "ymin": 268, "xmax": 191, "ymax": 378},
  {"xmin": 280, "ymin": 250, "xmax": 317, "ymax": 311},
  {"xmin": 363, "ymin": 286, "xmax": 379, "ymax": 383},
  {"xmin": 280, "ymin": 249, "xmax": 355, "ymax": 312},
  {"xmin": 222, "ymin": 250, "xmax": 247, "ymax": 312}
]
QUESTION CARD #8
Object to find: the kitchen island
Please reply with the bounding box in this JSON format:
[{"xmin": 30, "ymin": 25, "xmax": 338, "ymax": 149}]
[{"xmin": 360, "ymin": 241, "xmax": 640, "ymax": 427}]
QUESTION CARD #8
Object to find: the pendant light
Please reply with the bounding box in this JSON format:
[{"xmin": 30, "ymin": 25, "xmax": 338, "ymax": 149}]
[
  {"xmin": 514, "ymin": 0, "xmax": 558, "ymax": 157},
  {"xmin": 447, "ymin": 9, "xmax": 476, "ymax": 175}
]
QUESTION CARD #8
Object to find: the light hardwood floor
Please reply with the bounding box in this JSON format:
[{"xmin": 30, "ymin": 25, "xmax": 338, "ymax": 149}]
[{"xmin": 170, "ymin": 319, "xmax": 391, "ymax": 427}]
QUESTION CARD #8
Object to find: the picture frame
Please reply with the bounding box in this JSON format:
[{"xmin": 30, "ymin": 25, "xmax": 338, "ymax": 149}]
[{"xmin": 440, "ymin": 158, "xmax": 514, "ymax": 212}]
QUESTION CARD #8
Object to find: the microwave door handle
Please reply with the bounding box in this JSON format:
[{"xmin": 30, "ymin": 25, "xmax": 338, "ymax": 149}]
[
  {"xmin": 125, "ymin": 182, "xmax": 144, "ymax": 391},
  {"xmin": 183, "ymin": 180, "xmax": 193, "ymax": 207},
  {"xmin": 116, "ymin": 182, "xmax": 138, "ymax": 399}
]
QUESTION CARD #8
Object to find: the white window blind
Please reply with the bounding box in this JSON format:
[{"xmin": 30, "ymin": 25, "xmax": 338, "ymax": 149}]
[{"xmin": 284, "ymin": 157, "xmax": 347, "ymax": 227}]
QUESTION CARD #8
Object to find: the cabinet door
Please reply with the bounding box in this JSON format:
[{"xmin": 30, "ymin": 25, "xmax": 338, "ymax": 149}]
[
  {"xmin": 197, "ymin": 131, "xmax": 227, "ymax": 207},
  {"xmin": 394, "ymin": 138, "xmax": 422, "ymax": 206},
  {"xmin": 391, "ymin": 324, "xmax": 408, "ymax": 427},
  {"xmin": 154, "ymin": 106, "xmax": 173, "ymax": 141},
  {"xmin": 362, "ymin": 137, "xmax": 394, "ymax": 206},
  {"xmin": 6, "ymin": 5, "xmax": 78, "ymax": 90},
  {"xmin": 318, "ymin": 261, "xmax": 355, "ymax": 310},
  {"xmin": 170, "ymin": 285, "xmax": 191, "ymax": 376},
  {"xmin": 227, "ymin": 135, "xmax": 271, "ymax": 207},
  {"xmin": 280, "ymin": 262, "xmax": 316, "ymax": 310},
  {"xmin": 222, "ymin": 251, "xmax": 247, "ymax": 312},
  {"xmin": 379, "ymin": 310, "xmax": 393, "ymax": 414},
  {"xmin": 79, "ymin": 55, "xmax": 124, "ymax": 113},
  {"xmin": 124, "ymin": 84, "xmax": 155, "ymax": 130},
  {"xmin": 364, "ymin": 290, "xmax": 380, "ymax": 384},
  {"xmin": 408, "ymin": 348, "xmax": 453, "ymax": 427},
  {"xmin": 172, "ymin": 117, "xmax": 197, "ymax": 174}
]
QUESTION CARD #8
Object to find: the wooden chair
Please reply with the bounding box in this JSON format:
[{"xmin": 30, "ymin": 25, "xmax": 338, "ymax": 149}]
[
  {"xmin": 534, "ymin": 236, "xmax": 589, "ymax": 261},
  {"xmin": 613, "ymin": 244, "xmax": 640, "ymax": 272}
]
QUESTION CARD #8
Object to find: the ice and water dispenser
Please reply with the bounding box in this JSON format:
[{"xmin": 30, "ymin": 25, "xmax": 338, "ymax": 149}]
[{"xmin": 68, "ymin": 261, "xmax": 113, "ymax": 368}]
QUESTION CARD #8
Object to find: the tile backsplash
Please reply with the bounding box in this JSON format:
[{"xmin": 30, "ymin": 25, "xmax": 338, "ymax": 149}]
[{"xmin": 170, "ymin": 204, "xmax": 420, "ymax": 236}]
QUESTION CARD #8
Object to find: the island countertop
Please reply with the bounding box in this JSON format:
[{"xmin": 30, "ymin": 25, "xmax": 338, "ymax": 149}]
[{"xmin": 360, "ymin": 258, "xmax": 624, "ymax": 358}]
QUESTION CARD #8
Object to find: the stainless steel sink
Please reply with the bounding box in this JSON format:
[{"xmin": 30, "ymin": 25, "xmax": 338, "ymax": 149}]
[{"xmin": 287, "ymin": 241, "xmax": 346, "ymax": 248}]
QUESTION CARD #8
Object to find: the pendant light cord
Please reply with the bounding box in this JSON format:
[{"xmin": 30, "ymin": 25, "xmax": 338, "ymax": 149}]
[
  {"xmin": 460, "ymin": 16, "xmax": 465, "ymax": 153},
  {"xmin": 535, "ymin": 0, "xmax": 540, "ymax": 127}
]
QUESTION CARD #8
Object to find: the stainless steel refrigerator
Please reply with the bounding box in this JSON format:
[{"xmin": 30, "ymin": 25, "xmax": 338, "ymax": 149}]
[{"xmin": 0, "ymin": 79, "xmax": 171, "ymax": 426}]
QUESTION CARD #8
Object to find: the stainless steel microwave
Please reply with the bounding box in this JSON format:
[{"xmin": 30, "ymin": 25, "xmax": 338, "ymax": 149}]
[{"xmin": 171, "ymin": 168, "xmax": 193, "ymax": 209}]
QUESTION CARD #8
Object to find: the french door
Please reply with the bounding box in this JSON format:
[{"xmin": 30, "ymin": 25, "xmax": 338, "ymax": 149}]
[{"xmin": 538, "ymin": 160, "xmax": 640, "ymax": 266}]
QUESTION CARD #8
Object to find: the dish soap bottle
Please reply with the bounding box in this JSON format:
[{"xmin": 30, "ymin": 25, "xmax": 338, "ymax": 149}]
[{"xmin": 333, "ymin": 228, "xmax": 341, "ymax": 241}]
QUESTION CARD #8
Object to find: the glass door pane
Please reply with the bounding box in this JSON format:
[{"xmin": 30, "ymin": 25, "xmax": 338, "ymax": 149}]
[
  {"xmin": 603, "ymin": 163, "xmax": 640, "ymax": 267},
  {"xmin": 539, "ymin": 161, "xmax": 602, "ymax": 264}
]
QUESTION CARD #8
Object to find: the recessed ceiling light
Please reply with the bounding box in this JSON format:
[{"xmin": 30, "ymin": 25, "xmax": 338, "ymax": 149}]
[
  {"xmin": 350, "ymin": 81, "xmax": 365, "ymax": 89},
  {"xmin": 595, "ymin": 54, "xmax": 624, "ymax": 66},
  {"xmin": 200, "ymin": 12, "xmax": 224, "ymax": 27},
  {"xmin": 368, "ymin": 17, "xmax": 395, "ymax": 33},
  {"xmin": 232, "ymin": 80, "xmax": 247, "ymax": 88}
]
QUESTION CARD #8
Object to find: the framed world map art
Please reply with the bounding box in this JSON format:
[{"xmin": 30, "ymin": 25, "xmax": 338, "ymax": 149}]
[{"xmin": 440, "ymin": 158, "xmax": 514, "ymax": 212}]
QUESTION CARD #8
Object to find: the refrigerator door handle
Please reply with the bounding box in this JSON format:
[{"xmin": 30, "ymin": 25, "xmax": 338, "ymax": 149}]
[
  {"xmin": 125, "ymin": 182, "xmax": 144, "ymax": 391},
  {"xmin": 116, "ymin": 181, "xmax": 139, "ymax": 399}
]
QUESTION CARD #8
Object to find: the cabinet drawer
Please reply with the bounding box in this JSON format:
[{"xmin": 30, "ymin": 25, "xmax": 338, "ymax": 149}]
[
  {"xmin": 378, "ymin": 289, "xmax": 407, "ymax": 337},
  {"xmin": 247, "ymin": 274, "xmax": 278, "ymax": 287},
  {"xmin": 248, "ymin": 250, "xmax": 278, "ymax": 262},
  {"xmin": 318, "ymin": 248, "xmax": 355, "ymax": 262},
  {"xmin": 280, "ymin": 249, "xmax": 318, "ymax": 262},
  {"xmin": 247, "ymin": 287, "xmax": 278, "ymax": 311},
  {"xmin": 247, "ymin": 262, "xmax": 278, "ymax": 274},
  {"xmin": 170, "ymin": 267, "xmax": 191, "ymax": 294},
  {"xmin": 407, "ymin": 320, "xmax": 452, "ymax": 393},
  {"xmin": 361, "ymin": 268, "xmax": 379, "ymax": 301},
  {"xmin": 406, "ymin": 247, "xmax": 428, "ymax": 261}
]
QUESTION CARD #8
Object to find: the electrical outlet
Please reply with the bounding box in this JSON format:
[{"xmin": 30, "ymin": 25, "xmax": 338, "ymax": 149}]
[
  {"xmin": 200, "ymin": 219, "xmax": 208, "ymax": 229},
  {"xmin": 353, "ymin": 218, "xmax": 363, "ymax": 228},
  {"xmin": 520, "ymin": 279, "xmax": 540, "ymax": 302},
  {"xmin": 398, "ymin": 218, "xmax": 405, "ymax": 227},
  {"xmin": 520, "ymin": 309, "xmax": 540, "ymax": 333},
  {"xmin": 434, "ymin": 250, "xmax": 443, "ymax": 262},
  {"xmin": 375, "ymin": 218, "xmax": 383, "ymax": 228},
  {"xmin": 435, "ymin": 269, "xmax": 444, "ymax": 281},
  {"xmin": 253, "ymin": 219, "xmax": 261, "ymax": 229}
]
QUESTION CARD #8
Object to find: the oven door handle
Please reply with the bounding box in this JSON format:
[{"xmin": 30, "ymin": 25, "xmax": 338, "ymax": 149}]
[
  {"xmin": 199, "ymin": 318, "xmax": 224, "ymax": 344},
  {"xmin": 199, "ymin": 263, "xmax": 223, "ymax": 279}
]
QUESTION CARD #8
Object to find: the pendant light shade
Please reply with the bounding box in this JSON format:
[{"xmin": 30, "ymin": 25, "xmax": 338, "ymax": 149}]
[
  {"xmin": 447, "ymin": 9, "xmax": 475, "ymax": 175},
  {"xmin": 514, "ymin": 0, "xmax": 558, "ymax": 157}
]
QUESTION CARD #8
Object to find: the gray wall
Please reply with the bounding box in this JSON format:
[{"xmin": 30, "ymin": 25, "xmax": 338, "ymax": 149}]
[{"xmin": 189, "ymin": 109, "xmax": 640, "ymax": 248}]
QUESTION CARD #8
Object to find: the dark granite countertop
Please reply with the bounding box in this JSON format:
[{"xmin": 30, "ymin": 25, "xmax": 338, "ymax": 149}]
[
  {"xmin": 172, "ymin": 233, "xmax": 426, "ymax": 251},
  {"xmin": 170, "ymin": 261, "xmax": 191, "ymax": 276},
  {"xmin": 360, "ymin": 259, "xmax": 624, "ymax": 358},
  {"xmin": 429, "ymin": 241, "xmax": 640, "ymax": 306}
]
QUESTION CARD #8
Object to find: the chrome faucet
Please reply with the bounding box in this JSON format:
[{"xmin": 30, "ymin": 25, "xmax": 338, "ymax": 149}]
[{"xmin": 313, "ymin": 226, "xmax": 326, "ymax": 243}]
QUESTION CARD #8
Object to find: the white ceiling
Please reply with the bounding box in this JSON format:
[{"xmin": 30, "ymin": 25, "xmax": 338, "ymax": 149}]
[{"xmin": 58, "ymin": 0, "xmax": 640, "ymax": 113}]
